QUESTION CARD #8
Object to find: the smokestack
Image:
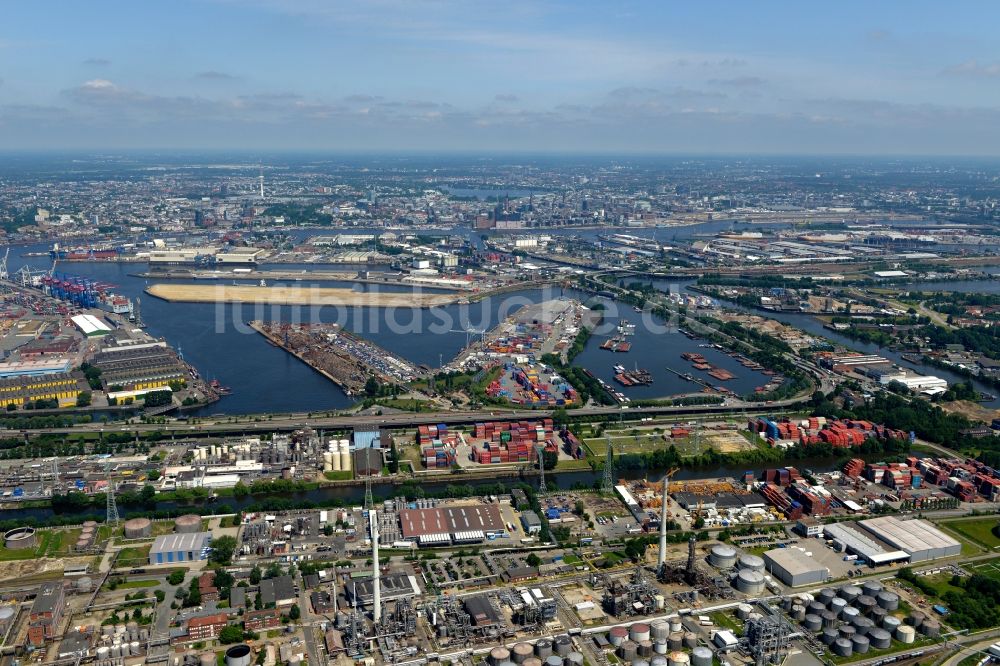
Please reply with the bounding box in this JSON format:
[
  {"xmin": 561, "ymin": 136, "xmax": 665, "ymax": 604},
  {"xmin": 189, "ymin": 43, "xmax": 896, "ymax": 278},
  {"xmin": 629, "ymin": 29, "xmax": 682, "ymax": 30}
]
[
  {"xmin": 371, "ymin": 510, "xmax": 381, "ymax": 623},
  {"xmin": 657, "ymin": 474, "xmax": 669, "ymax": 571}
]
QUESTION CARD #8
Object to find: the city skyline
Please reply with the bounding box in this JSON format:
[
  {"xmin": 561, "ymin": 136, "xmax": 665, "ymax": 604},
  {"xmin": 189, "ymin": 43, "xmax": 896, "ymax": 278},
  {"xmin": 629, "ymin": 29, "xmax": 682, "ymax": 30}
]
[{"xmin": 2, "ymin": 1, "xmax": 1000, "ymax": 154}]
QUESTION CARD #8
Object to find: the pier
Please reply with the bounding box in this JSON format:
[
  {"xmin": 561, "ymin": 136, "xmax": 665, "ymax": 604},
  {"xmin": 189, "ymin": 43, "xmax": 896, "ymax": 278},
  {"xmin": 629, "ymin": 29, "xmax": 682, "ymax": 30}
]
[{"xmin": 145, "ymin": 283, "xmax": 464, "ymax": 307}]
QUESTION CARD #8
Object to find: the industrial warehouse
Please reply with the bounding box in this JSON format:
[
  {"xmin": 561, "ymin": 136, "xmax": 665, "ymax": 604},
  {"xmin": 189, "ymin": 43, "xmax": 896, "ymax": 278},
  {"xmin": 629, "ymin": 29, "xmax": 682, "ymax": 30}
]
[
  {"xmin": 822, "ymin": 516, "xmax": 962, "ymax": 565},
  {"xmin": 398, "ymin": 503, "xmax": 508, "ymax": 545},
  {"xmin": 148, "ymin": 532, "xmax": 212, "ymax": 565}
]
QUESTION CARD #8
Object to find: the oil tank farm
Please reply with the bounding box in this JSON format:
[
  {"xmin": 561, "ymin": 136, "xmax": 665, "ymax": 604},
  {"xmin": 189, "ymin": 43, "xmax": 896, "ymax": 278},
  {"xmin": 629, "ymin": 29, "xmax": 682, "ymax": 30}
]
[{"xmin": 763, "ymin": 547, "xmax": 829, "ymax": 587}]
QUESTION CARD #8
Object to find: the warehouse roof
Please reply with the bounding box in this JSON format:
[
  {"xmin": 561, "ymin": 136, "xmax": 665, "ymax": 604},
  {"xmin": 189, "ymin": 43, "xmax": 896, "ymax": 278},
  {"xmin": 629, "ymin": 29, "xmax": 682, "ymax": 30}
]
[
  {"xmin": 30, "ymin": 581, "xmax": 63, "ymax": 616},
  {"xmin": 259, "ymin": 575, "xmax": 296, "ymax": 606},
  {"xmin": 823, "ymin": 522, "xmax": 909, "ymax": 564},
  {"xmin": 859, "ymin": 516, "xmax": 960, "ymax": 555},
  {"xmin": 71, "ymin": 314, "xmax": 111, "ymax": 336},
  {"xmin": 763, "ymin": 547, "xmax": 829, "ymax": 576},
  {"xmin": 150, "ymin": 532, "xmax": 211, "ymax": 555},
  {"xmin": 399, "ymin": 507, "xmax": 448, "ymax": 538},
  {"xmin": 399, "ymin": 504, "xmax": 505, "ymax": 539}
]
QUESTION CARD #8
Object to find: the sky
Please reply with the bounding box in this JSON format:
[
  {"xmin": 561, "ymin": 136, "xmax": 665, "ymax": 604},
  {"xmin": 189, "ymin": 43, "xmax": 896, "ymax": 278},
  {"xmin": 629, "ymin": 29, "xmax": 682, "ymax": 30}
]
[{"xmin": 2, "ymin": 1, "xmax": 1000, "ymax": 155}]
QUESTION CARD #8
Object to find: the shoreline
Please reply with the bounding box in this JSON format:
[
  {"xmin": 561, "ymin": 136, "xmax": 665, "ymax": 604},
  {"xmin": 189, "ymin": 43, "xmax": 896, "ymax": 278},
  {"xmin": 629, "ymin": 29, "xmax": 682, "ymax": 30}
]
[{"xmin": 144, "ymin": 283, "xmax": 464, "ymax": 307}]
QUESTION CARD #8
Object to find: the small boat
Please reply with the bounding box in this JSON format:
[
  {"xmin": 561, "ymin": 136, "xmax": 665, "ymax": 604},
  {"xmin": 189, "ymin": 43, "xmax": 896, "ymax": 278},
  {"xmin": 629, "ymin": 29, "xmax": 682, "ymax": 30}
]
[{"xmin": 209, "ymin": 379, "xmax": 233, "ymax": 395}]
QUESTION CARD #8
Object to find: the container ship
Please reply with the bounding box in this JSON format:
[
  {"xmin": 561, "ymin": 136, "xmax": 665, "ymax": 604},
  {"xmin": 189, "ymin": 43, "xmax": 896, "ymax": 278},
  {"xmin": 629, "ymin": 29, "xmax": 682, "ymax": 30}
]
[{"xmin": 39, "ymin": 273, "xmax": 135, "ymax": 318}]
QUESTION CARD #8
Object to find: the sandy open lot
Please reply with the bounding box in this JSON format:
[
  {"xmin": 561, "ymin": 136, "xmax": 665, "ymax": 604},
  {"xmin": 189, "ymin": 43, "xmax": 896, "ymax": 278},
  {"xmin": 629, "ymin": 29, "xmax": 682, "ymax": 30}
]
[{"xmin": 146, "ymin": 284, "xmax": 463, "ymax": 308}]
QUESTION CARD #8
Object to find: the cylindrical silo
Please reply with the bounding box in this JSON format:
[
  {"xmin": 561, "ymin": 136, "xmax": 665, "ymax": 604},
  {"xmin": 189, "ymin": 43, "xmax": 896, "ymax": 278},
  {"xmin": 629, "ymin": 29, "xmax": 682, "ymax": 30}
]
[
  {"xmin": 120, "ymin": 643, "xmax": 131, "ymax": 658},
  {"xmin": 651, "ymin": 621, "xmax": 670, "ymax": 642},
  {"xmin": 791, "ymin": 605, "xmax": 806, "ymax": 621},
  {"xmin": 876, "ymin": 591, "xmax": 899, "ymax": 611},
  {"xmin": 513, "ymin": 643, "xmax": 535, "ymax": 663},
  {"xmin": 807, "ymin": 601, "xmax": 826, "ymax": 616},
  {"xmin": 683, "ymin": 632, "xmax": 697, "ymax": 649},
  {"xmin": 818, "ymin": 588, "xmax": 836, "ymax": 606},
  {"xmin": 130, "ymin": 641, "xmax": 141, "ymax": 656},
  {"xmin": 856, "ymin": 595, "xmax": 877, "ymax": 616},
  {"xmin": 668, "ymin": 652, "xmax": 689, "ymax": 666},
  {"xmin": 669, "ymin": 618, "xmax": 682, "ymax": 633},
  {"xmin": 839, "ymin": 585, "xmax": 861, "ymax": 602},
  {"xmin": 803, "ymin": 614, "xmax": 822, "ymax": 632},
  {"xmin": 491, "ymin": 647, "xmax": 511, "ymax": 665},
  {"xmin": 175, "ymin": 514, "xmax": 201, "ymax": 533},
  {"xmin": 736, "ymin": 603, "xmax": 753, "ymax": 620},
  {"xmin": 909, "ymin": 611, "xmax": 926, "ymax": 629},
  {"xmin": 870, "ymin": 607, "xmax": 887, "ymax": 626},
  {"xmin": 883, "ymin": 616, "xmax": 902, "ymax": 633},
  {"xmin": 709, "ymin": 544, "xmax": 737, "ymax": 568},
  {"xmin": 96, "ymin": 646, "xmax": 110, "ymax": 661},
  {"xmin": 654, "ymin": 642, "xmax": 667, "ymax": 655},
  {"xmin": 829, "ymin": 597, "xmax": 847, "ymax": 615},
  {"xmin": 535, "ymin": 640, "xmax": 553, "ymax": 659},
  {"xmin": 668, "ymin": 633, "xmax": 683, "ymax": 651},
  {"xmin": 340, "ymin": 440, "xmax": 351, "ymax": 471},
  {"xmin": 821, "ymin": 628, "xmax": 838, "ymax": 645},
  {"xmin": 554, "ymin": 636, "xmax": 572, "ymax": 657},
  {"xmin": 691, "ymin": 647, "xmax": 712, "ymax": 666},
  {"xmin": 124, "ymin": 517, "xmax": 153, "ymax": 539},
  {"xmin": 851, "ymin": 635, "xmax": 870, "ymax": 654},
  {"xmin": 820, "ymin": 610, "xmax": 838, "ymax": 629},
  {"xmin": 738, "ymin": 554, "xmax": 764, "ymax": 572},
  {"xmin": 832, "ymin": 638, "xmax": 853, "ymax": 658},
  {"xmin": 610, "ymin": 627, "xmax": 628, "ymax": 647},
  {"xmin": 839, "ymin": 626, "xmax": 856, "ymax": 640},
  {"xmin": 896, "ymin": 625, "xmax": 916, "ymax": 644},
  {"xmin": 630, "ymin": 623, "xmax": 650, "ymax": 642},
  {"xmin": 566, "ymin": 653, "xmax": 584, "ymax": 666},
  {"xmin": 921, "ymin": 619, "xmax": 941, "ymax": 637},
  {"xmin": 638, "ymin": 641, "xmax": 653, "ymax": 658},
  {"xmin": 862, "ymin": 581, "xmax": 883, "ymax": 597},
  {"xmin": 736, "ymin": 570, "xmax": 765, "ymax": 595},
  {"xmin": 869, "ymin": 628, "xmax": 891, "ymax": 649},
  {"xmin": 618, "ymin": 641, "xmax": 638, "ymax": 662}
]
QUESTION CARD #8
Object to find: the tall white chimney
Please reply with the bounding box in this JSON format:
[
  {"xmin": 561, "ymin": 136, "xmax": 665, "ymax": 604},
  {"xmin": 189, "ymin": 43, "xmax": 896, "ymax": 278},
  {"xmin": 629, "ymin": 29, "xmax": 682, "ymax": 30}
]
[
  {"xmin": 657, "ymin": 474, "xmax": 669, "ymax": 571},
  {"xmin": 370, "ymin": 510, "xmax": 382, "ymax": 623}
]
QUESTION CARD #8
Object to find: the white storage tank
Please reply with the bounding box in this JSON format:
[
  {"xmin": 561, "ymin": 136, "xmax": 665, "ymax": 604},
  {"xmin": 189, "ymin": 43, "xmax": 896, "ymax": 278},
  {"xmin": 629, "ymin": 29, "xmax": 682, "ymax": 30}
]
[
  {"xmin": 709, "ymin": 544, "xmax": 737, "ymax": 568},
  {"xmin": 738, "ymin": 554, "xmax": 765, "ymax": 572},
  {"xmin": 340, "ymin": 443, "xmax": 351, "ymax": 472},
  {"xmin": 331, "ymin": 445, "xmax": 341, "ymax": 472},
  {"xmin": 226, "ymin": 644, "xmax": 253, "ymax": 666},
  {"xmin": 736, "ymin": 570, "xmax": 766, "ymax": 595},
  {"xmin": 668, "ymin": 652, "xmax": 689, "ymax": 666},
  {"xmin": 691, "ymin": 647, "xmax": 713, "ymax": 666}
]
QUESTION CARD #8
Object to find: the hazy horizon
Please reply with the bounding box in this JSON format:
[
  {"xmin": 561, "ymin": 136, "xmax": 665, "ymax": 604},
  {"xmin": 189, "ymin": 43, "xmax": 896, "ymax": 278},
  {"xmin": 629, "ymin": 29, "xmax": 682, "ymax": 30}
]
[{"xmin": 4, "ymin": 1, "xmax": 1000, "ymax": 155}]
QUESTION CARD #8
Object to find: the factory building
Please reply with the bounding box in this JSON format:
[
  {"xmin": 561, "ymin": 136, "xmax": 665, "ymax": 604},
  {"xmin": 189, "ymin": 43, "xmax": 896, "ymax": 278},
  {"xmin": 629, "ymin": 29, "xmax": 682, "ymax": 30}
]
[
  {"xmin": 763, "ymin": 547, "xmax": 829, "ymax": 587},
  {"xmin": 859, "ymin": 516, "xmax": 962, "ymax": 562},
  {"xmin": 0, "ymin": 372, "xmax": 89, "ymax": 408},
  {"xmin": 822, "ymin": 522, "xmax": 909, "ymax": 566},
  {"xmin": 89, "ymin": 344, "xmax": 187, "ymax": 393},
  {"xmin": 259, "ymin": 575, "xmax": 297, "ymax": 607},
  {"xmin": 398, "ymin": 504, "xmax": 507, "ymax": 545},
  {"xmin": 345, "ymin": 572, "xmax": 420, "ymax": 607},
  {"xmin": 28, "ymin": 581, "xmax": 65, "ymax": 645},
  {"xmin": 148, "ymin": 532, "xmax": 211, "ymax": 565}
]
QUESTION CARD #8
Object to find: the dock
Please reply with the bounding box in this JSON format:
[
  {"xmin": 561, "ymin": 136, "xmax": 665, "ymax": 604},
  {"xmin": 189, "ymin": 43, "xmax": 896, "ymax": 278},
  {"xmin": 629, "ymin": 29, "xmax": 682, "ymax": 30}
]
[
  {"xmin": 132, "ymin": 267, "xmax": 477, "ymax": 292},
  {"xmin": 145, "ymin": 283, "xmax": 464, "ymax": 308}
]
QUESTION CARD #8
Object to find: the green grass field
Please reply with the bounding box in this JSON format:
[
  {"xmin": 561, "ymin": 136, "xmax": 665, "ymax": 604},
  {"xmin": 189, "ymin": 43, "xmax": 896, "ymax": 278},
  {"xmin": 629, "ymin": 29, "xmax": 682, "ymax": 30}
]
[
  {"xmin": 940, "ymin": 517, "xmax": 1000, "ymax": 551},
  {"xmin": 0, "ymin": 528, "xmax": 81, "ymax": 561},
  {"xmin": 966, "ymin": 556, "xmax": 1000, "ymax": 581},
  {"xmin": 117, "ymin": 544, "xmax": 152, "ymax": 566}
]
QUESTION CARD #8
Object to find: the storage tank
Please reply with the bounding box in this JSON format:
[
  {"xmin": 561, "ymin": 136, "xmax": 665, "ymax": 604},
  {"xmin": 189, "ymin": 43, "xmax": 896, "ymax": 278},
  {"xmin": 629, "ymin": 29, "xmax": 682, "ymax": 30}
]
[
  {"xmin": 130, "ymin": 641, "xmax": 141, "ymax": 656},
  {"xmin": 820, "ymin": 610, "xmax": 838, "ymax": 629},
  {"xmin": 638, "ymin": 640, "xmax": 653, "ymax": 658},
  {"xmin": 735, "ymin": 603, "xmax": 752, "ymax": 620},
  {"xmin": 630, "ymin": 623, "xmax": 651, "ymax": 642},
  {"xmin": 323, "ymin": 451, "xmax": 334, "ymax": 472},
  {"xmin": 909, "ymin": 611, "xmax": 926, "ymax": 629},
  {"xmin": 513, "ymin": 643, "xmax": 535, "ymax": 663},
  {"xmin": 523, "ymin": 658, "xmax": 542, "ymax": 666},
  {"xmin": 869, "ymin": 628, "xmax": 892, "ymax": 649},
  {"xmin": 4, "ymin": 527, "xmax": 36, "ymax": 550},
  {"xmin": 820, "ymin": 628, "xmax": 838, "ymax": 645},
  {"xmin": 738, "ymin": 554, "xmax": 764, "ymax": 572},
  {"xmin": 633, "ymin": 660, "xmax": 649, "ymax": 666},
  {"xmin": 566, "ymin": 653, "xmax": 584, "ymax": 666},
  {"xmin": 870, "ymin": 607, "xmax": 887, "ymax": 626},
  {"xmin": 736, "ymin": 570, "xmax": 766, "ymax": 595},
  {"xmin": 856, "ymin": 595, "xmax": 877, "ymax": 616},
  {"xmin": 803, "ymin": 614, "xmax": 822, "ymax": 632},
  {"xmin": 655, "ymin": 594, "xmax": 666, "ymax": 610},
  {"xmin": 652, "ymin": 656, "xmax": 669, "ymax": 666},
  {"xmin": 851, "ymin": 635, "xmax": 870, "ymax": 654},
  {"xmin": 921, "ymin": 619, "xmax": 941, "ymax": 637},
  {"xmin": 832, "ymin": 638, "xmax": 853, "ymax": 658},
  {"xmin": 829, "ymin": 597, "xmax": 847, "ymax": 615},
  {"xmin": 651, "ymin": 621, "xmax": 670, "ymax": 642},
  {"xmin": 544, "ymin": 656, "xmax": 563, "ymax": 666},
  {"xmin": 175, "ymin": 514, "xmax": 202, "ymax": 533},
  {"xmin": 490, "ymin": 647, "xmax": 511, "ymax": 665},
  {"xmin": 807, "ymin": 601, "xmax": 826, "ymax": 616},
  {"xmin": 610, "ymin": 627, "xmax": 629, "ymax": 647},
  {"xmin": 76, "ymin": 576, "xmax": 93, "ymax": 593},
  {"xmin": 668, "ymin": 633, "xmax": 683, "ymax": 651},
  {"xmin": 876, "ymin": 591, "xmax": 899, "ymax": 611},
  {"xmin": 668, "ymin": 652, "xmax": 689, "ymax": 666},
  {"xmin": 683, "ymin": 632, "xmax": 697, "ymax": 649},
  {"xmin": 201, "ymin": 653, "xmax": 217, "ymax": 666},
  {"xmin": 618, "ymin": 641, "xmax": 638, "ymax": 662},
  {"xmin": 896, "ymin": 625, "xmax": 916, "ymax": 644},
  {"xmin": 883, "ymin": 616, "xmax": 902, "ymax": 633},
  {"xmin": 123, "ymin": 516, "xmax": 153, "ymax": 539},
  {"xmin": 536, "ymin": 639, "xmax": 553, "ymax": 659},
  {"xmin": 818, "ymin": 588, "xmax": 836, "ymax": 605},
  {"xmin": 120, "ymin": 643, "xmax": 131, "ymax": 658},
  {"xmin": 669, "ymin": 618, "xmax": 682, "ymax": 633},
  {"xmin": 791, "ymin": 605, "xmax": 806, "ymax": 621},
  {"xmin": 691, "ymin": 647, "xmax": 713, "ymax": 666},
  {"xmin": 96, "ymin": 646, "xmax": 110, "ymax": 661},
  {"xmin": 862, "ymin": 581, "xmax": 883, "ymax": 597},
  {"xmin": 852, "ymin": 617, "xmax": 874, "ymax": 635},
  {"xmin": 839, "ymin": 626, "xmax": 856, "ymax": 640},
  {"xmin": 839, "ymin": 585, "xmax": 862, "ymax": 602},
  {"xmin": 340, "ymin": 439, "xmax": 351, "ymax": 471},
  {"xmin": 554, "ymin": 636, "xmax": 572, "ymax": 657},
  {"xmin": 654, "ymin": 642, "xmax": 667, "ymax": 655},
  {"xmin": 331, "ymin": 445, "xmax": 341, "ymax": 472},
  {"xmin": 841, "ymin": 606, "xmax": 860, "ymax": 623},
  {"xmin": 709, "ymin": 544, "xmax": 737, "ymax": 568}
]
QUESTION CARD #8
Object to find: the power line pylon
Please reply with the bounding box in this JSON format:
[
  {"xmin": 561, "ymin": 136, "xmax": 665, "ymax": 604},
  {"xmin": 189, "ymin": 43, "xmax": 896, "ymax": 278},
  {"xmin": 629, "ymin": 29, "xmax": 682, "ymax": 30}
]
[
  {"xmin": 536, "ymin": 444, "xmax": 547, "ymax": 494},
  {"xmin": 105, "ymin": 462, "xmax": 120, "ymax": 525},
  {"xmin": 601, "ymin": 434, "xmax": 615, "ymax": 495}
]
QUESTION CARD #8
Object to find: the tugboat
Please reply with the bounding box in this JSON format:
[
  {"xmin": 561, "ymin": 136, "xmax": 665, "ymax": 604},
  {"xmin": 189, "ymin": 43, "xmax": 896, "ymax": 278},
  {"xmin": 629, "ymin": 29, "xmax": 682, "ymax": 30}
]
[{"xmin": 210, "ymin": 379, "xmax": 233, "ymax": 395}]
